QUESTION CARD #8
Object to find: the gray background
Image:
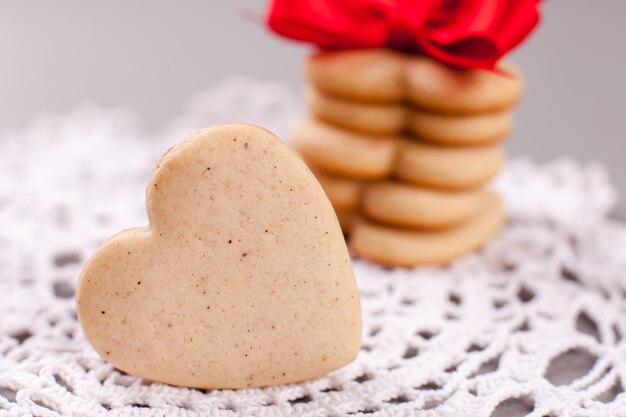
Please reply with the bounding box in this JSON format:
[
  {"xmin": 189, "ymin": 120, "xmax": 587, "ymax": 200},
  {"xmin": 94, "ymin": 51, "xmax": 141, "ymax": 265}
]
[{"xmin": 1, "ymin": 1, "xmax": 624, "ymax": 219}]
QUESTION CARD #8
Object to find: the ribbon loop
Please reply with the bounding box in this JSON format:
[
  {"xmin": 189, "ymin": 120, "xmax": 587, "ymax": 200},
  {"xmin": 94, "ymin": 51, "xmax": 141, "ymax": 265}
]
[{"xmin": 266, "ymin": 0, "xmax": 541, "ymax": 70}]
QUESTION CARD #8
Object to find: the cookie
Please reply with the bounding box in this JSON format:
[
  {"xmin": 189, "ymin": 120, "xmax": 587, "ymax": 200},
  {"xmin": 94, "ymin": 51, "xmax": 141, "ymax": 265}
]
[
  {"xmin": 305, "ymin": 84, "xmax": 512, "ymax": 144},
  {"xmin": 305, "ymin": 86, "xmax": 409, "ymax": 135},
  {"xmin": 350, "ymin": 193, "xmax": 504, "ymax": 266},
  {"xmin": 363, "ymin": 182, "xmax": 491, "ymax": 229},
  {"xmin": 408, "ymin": 108, "xmax": 512, "ymax": 146},
  {"xmin": 292, "ymin": 119, "xmax": 398, "ymax": 180},
  {"xmin": 77, "ymin": 123, "xmax": 362, "ymax": 389},
  {"xmin": 336, "ymin": 209, "xmax": 357, "ymax": 234},
  {"xmin": 306, "ymin": 49, "xmax": 521, "ymax": 113},
  {"xmin": 405, "ymin": 57, "xmax": 521, "ymax": 114},
  {"xmin": 395, "ymin": 140, "xmax": 503, "ymax": 190},
  {"xmin": 306, "ymin": 49, "xmax": 406, "ymax": 103},
  {"xmin": 314, "ymin": 171, "xmax": 362, "ymax": 212}
]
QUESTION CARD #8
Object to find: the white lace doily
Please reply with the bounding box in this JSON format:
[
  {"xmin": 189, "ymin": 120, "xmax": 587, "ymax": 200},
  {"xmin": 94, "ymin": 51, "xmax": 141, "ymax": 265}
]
[{"xmin": 1, "ymin": 78, "xmax": 625, "ymax": 417}]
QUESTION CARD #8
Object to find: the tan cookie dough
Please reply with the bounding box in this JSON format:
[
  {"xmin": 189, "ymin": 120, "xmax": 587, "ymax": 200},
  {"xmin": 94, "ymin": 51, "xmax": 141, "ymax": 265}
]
[
  {"xmin": 395, "ymin": 140, "xmax": 504, "ymax": 190},
  {"xmin": 408, "ymin": 108, "xmax": 512, "ymax": 146},
  {"xmin": 305, "ymin": 86, "xmax": 409, "ymax": 135},
  {"xmin": 77, "ymin": 123, "xmax": 362, "ymax": 389},
  {"xmin": 306, "ymin": 49, "xmax": 407, "ymax": 103},
  {"xmin": 315, "ymin": 171, "xmax": 363, "ymax": 212},
  {"xmin": 363, "ymin": 182, "xmax": 491, "ymax": 229},
  {"xmin": 405, "ymin": 58, "xmax": 521, "ymax": 114},
  {"xmin": 292, "ymin": 119, "xmax": 399, "ymax": 180},
  {"xmin": 350, "ymin": 193, "xmax": 504, "ymax": 267}
]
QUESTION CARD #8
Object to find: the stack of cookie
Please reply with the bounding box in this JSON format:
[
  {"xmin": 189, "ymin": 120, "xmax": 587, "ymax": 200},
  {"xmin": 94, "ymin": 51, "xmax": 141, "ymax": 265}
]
[{"xmin": 292, "ymin": 49, "xmax": 522, "ymax": 267}]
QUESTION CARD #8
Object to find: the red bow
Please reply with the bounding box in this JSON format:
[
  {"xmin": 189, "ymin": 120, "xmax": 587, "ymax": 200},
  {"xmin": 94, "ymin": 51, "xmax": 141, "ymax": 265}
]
[{"xmin": 266, "ymin": 0, "xmax": 541, "ymax": 70}]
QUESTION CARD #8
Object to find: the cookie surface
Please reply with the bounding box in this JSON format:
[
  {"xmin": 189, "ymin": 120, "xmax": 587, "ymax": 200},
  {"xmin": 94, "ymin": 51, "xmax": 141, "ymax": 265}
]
[
  {"xmin": 77, "ymin": 123, "xmax": 362, "ymax": 389},
  {"xmin": 408, "ymin": 108, "xmax": 512, "ymax": 145},
  {"xmin": 405, "ymin": 58, "xmax": 521, "ymax": 114},
  {"xmin": 351, "ymin": 193, "xmax": 504, "ymax": 266},
  {"xmin": 306, "ymin": 49, "xmax": 406, "ymax": 102},
  {"xmin": 305, "ymin": 86, "xmax": 409, "ymax": 135},
  {"xmin": 363, "ymin": 182, "xmax": 491, "ymax": 229},
  {"xmin": 292, "ymin": 119, "xmax": 398, "ymax": 180},
  {"xmin": 395, "ymin": 140, "xmax": 503, "ymax": 190}
]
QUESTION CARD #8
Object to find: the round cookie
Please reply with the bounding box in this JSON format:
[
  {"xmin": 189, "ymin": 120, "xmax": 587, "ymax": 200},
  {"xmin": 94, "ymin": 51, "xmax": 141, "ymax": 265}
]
[
  {"xmin": 306, "ymin": 49, "xmax": 406, "ymax": 103},
  {"xmin": 395, "ymin": 140, "xmax": 503, "ymax": 190},
  {"xmin": 362, "ymin": 182, "xmax": 491, "ymax": 229},
  {"xmin": 405, "ymin": 57, "xmax": 521, "ymax": 114},
  {"xmin": 292, "ymin": 119, "xmax": 399, "ymax": 180},
  {"xmin": 408, "ymin": 108, "xmax": 512, "ymax": 146},
  {"xmin": 350, "ymin": 193, "xmax": 504, "ymax": 267},
  {"xmin": 305, "ymin": 86, "xmax": 409, "ymax": 135},
  {"xmin": 314, "ymin": 171, "xmax": 362, "ymax": 211}
]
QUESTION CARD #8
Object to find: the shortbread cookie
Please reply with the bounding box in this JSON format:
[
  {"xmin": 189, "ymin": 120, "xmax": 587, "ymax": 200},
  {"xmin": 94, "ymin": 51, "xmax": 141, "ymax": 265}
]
[
  {"xmin": 363, "ymin": 182, "xmax": 491, "ymax": 229},
  {"xmin": 305, "ymin": 85, "xmax": 512, "ymax": 143},
  {"xmin": 305, "ymin": 86, "xmax": 409, "ymax": 134},
  {"xmin": 292, "ymin": 119, "xmax": 398, "ymax": 180},
  {"xmin": 405, "ymin": 57, "xmax": 521, "ymax": 114},
  {"xmin": 306, "ymin": 49, "xmax": 521, "ymax": 113},
  {"xmin": 395, "ymin": 140, "xmax": 503, "ymax": 190},
  {"xmin": 351, "ymin": 193, "xmax": 504, "ymax": 266},
  {"xmin": 77, "ymin": 123, "xmax": 362, "ymax": 389},
  {"xmin": 306, "ymin": 49, "xmax": 407, "ymax": 102},
  {"xmin": 315, "ymin": 171, "xmax": 362, "ymax": 211},
  {"xmin": 408, "ymin": 108, "xmax": 512, "ymax": 145},
  {"xmin": 336, "ymin": 209, "xmax": 357, "ymax": 234}
]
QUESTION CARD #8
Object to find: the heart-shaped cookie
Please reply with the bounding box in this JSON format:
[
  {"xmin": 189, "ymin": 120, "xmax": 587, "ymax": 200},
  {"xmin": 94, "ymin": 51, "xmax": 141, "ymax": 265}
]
[
  {"xmin": 76, "ymin": 123, "xmax": 362, "ymax": 389},
  {"xmin": 305, "ymin": 86, "xmax": 513, "ymax": 144},
  {"xmin": 306, "ymin": 49, "xmax": 521, "ymax": 113}
]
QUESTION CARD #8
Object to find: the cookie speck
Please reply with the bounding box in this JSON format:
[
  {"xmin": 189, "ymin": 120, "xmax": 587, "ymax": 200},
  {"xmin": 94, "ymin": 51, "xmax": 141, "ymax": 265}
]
[
  {"xmin": 101, "ymin": 311, "xmax": 105, "ymax": 315},
  {"xmin": 137, "ymin": 281, "xmax": 141, "ymax": 285},
  {"xmin": 264, "ymin": 229, "xmax": 269, "ymax": 233},
  {"xmin": 244, "ymin": 142, "xmax": 249, "ymax": 148},
  {"xmin": 228, "ymin": 239, "xmax": 232, "ymax": 244},
  {"xmin": 206, "ymin": 167, "xmax": 211, "ymax": 171},
  {"xmin": 242, "ymin": 252, "xmax": 248, "ymax": 257},
  {"xmin": 127, "ymin": 251, "xmax": 131, "ymax": 255},
  {"xmin": 232, "ymin": 138, "xmax": 237, "ymax": 142}
]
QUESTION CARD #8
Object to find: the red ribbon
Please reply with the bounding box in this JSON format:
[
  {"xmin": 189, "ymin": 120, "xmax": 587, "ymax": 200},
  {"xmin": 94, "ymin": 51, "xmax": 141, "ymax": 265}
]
[{"xmin": 266, "ymin": 0, "xmax": 541, "ymax": 70}]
